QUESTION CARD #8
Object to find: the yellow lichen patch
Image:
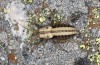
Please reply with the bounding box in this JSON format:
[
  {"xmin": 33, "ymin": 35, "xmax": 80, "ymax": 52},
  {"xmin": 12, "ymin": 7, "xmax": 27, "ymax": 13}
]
[
  {"xmin": 88, "ymin": 54, "xmax": 95, "ymax": 62},
  {"xmin": 39, "ymin": 17, "xmax": 46, "ymax": 23},
  {"xmin": 88, "ymin": 7, "xmax": 100, "ymax": 28},
  {"xmin": 86, "ymin": 46, "xmax": 90, "ymax": 50},
  {"xmin": 92, "ymin": 8, "xmax": 100, "ymax": 18},
  {"xmin": 44, "ymin": 8, "xmax": 51, "ymax": 15},
  {"xmin": 88, "ymin": 53, "xmax": 100, "ymax": 65},
  {"xmin": 80, "ymin": 44, "xmax": 90, "ymax": 50},
  {"xmin": 80, "ymin": 44, "xmax": 86, "ymax": 49},
  {"xmin": 94, "ymin": 13, "xmax": 100, "ymax": 18},
  {"xmin": 23, "ymin": 0, "xmax": 33, "ymax": 4},
  {"xmin": 94, "ymin": 52, "xmax": 100, "ymax": 65},
  {"xmin": 88, "ymin": 18, "xmax": 93, "ymax": 23},
  {"xmin": 96, "ymin": 38, "xmax": 100, "ymax": 43},
  {"xmin": 27, "ymin": 30, "xmax": 33, "ymax": 38},
  {"xmin": 28, "ymin": 14, "xmax": 33, "ymax": 22},
  {"xmin": 3, "ymin": 8, "xmax": 7, "ymax": 13},
  {"xmin": 28, "ymin": 0, "xmax": 33, "ymax": 3},
  {"xmin": 97, "ymin": 62, "xmax": 100, "ymax": 65}
]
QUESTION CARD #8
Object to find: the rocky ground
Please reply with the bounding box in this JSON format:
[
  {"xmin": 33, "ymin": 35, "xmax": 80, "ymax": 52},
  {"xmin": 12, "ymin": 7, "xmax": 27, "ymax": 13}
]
[{"xmin": 0, "ymin": 0, "xmax": 100, "ymax": 65}]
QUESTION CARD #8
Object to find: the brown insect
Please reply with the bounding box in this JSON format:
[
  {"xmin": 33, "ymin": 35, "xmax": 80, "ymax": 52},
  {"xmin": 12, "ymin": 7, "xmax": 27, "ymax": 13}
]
[
  {"xmin": 27, "ymin": 0, "xmax": 80, "ymax": 44},
  {"xmin": 17, "ymin": 11, "xmax": 81, "ymax": 52},
  {"xmin": 12, "ymin": 10, "xmax": 81, "ymax": 52},
  {"xmin": 16, "ymin": 0, "xmax": 80, "ymax": 52},
  {"xmin": 38, "ymin": 23, "xmax": 78, "ymax": 43},
  {"xmin": 24, "ymin": 20, "xmax": 78, "ymax": 52}
]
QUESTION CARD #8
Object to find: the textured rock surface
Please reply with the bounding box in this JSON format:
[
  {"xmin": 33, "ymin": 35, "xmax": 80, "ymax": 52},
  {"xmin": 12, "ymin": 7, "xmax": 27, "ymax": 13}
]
[{"xmin": 0, "ymin": 0, "xmax": 100, "ymax": 65}]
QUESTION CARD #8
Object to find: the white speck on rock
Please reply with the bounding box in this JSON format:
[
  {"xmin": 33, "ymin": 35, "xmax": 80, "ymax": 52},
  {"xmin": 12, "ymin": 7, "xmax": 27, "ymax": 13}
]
[{"xmin": 20, "ymin": 42, "xmax": 25, "ymax": 51}]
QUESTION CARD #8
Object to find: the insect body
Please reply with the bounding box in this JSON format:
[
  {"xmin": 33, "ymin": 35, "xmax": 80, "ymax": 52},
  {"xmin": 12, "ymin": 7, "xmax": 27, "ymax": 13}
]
[
  {"xmin": 29, "ymin": 23, "xmax": 78, "ymax": 52},
  {"xmin": 32, "ymin": 23, "xmax": 78, "ymax": 44},
  {"xmin": 38, "ymin": 25, "xmax": 78, "ymax": 39},
  {"xmin": 17, "ymin": 10, "xmax": 81, "ymax": 52},
  {"xmin": 22, "ymin": 0, "xmax": 81, "ymax": 51}
]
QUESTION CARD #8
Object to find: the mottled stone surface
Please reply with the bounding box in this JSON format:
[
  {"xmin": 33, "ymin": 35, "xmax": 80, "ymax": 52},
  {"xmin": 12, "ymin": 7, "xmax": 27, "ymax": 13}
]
[{"xmin": 0, "ymin": 0, "xmax": 100, "ymax": 65}]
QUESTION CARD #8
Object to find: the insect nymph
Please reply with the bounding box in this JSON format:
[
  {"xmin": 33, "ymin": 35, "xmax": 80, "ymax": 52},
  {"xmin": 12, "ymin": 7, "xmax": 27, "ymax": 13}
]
[
  {"xmin": 25, "ymin": 2, "xmax": 82, "ymax": 51},
  {"xmin": 26, "ymin": 21, "xmax": 78, "ymax": 52},
  {"xmin": 26, "ymin": 11, "xmax": 82, "ymax": 52},
  {"xmin": 38, "ymin": 24, "xmax": 78, "ymax": 42}
]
